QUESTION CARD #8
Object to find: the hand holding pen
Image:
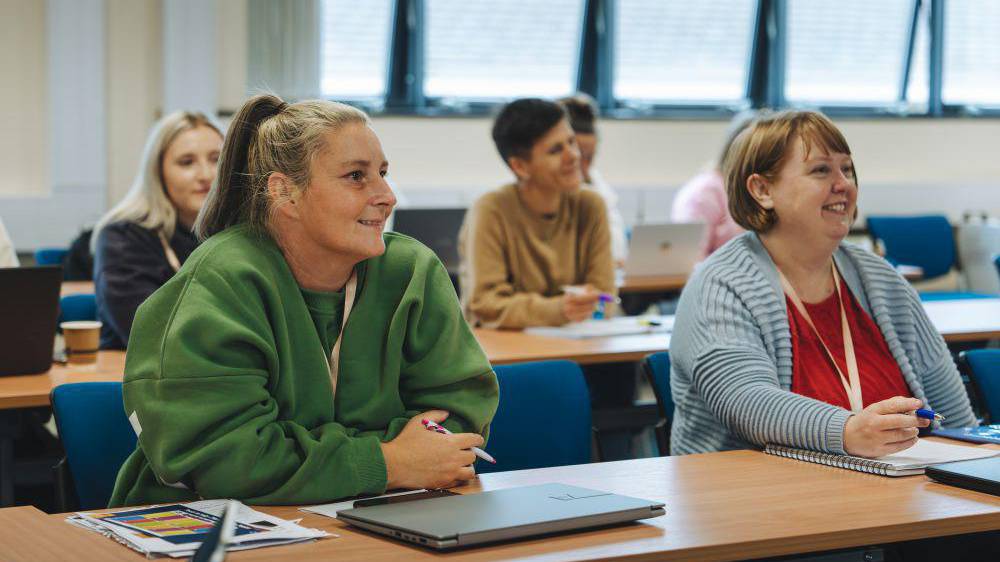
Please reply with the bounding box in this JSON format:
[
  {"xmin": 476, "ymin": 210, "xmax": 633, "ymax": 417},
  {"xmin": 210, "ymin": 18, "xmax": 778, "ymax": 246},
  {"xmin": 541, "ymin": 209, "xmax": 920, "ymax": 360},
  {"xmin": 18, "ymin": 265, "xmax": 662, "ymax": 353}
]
[
  {"xmin": 423, "ymin": 419, "xmax": 496, "ymax": 464},
  {"xmin": 379, "ymin": 411, "xmax": 484, "ymax": 490}
]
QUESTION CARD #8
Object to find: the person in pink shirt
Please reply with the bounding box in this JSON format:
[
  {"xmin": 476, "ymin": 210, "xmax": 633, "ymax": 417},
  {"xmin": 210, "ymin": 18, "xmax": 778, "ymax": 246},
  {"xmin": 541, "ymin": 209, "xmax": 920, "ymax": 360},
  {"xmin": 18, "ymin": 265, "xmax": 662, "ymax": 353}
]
[{"xmin": 672, "ymin": 112, "xmax": 757, "ymax": 259}]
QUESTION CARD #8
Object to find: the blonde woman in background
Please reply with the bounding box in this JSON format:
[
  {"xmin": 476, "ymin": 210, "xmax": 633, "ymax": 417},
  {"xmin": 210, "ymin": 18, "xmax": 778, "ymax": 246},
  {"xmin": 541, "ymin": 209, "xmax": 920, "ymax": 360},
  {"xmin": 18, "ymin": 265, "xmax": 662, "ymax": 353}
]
[{"xmin": 92, "ymin": 111, "xmax": 223, "ymax": 349}]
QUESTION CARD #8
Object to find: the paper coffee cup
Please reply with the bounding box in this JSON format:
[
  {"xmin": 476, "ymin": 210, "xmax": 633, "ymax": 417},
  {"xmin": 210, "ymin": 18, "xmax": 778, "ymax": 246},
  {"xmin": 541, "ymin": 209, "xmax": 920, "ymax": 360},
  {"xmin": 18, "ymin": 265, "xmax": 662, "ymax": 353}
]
[{"xmin": 60, "ymin": 320, "xmax": 102, "ymax": 365}]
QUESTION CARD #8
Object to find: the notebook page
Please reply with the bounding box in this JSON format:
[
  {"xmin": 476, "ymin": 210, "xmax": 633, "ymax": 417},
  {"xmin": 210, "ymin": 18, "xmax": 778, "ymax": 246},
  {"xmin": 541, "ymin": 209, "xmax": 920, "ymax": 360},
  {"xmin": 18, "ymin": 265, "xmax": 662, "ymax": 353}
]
[{"xmin": 873, "ymin": 439, "xmax": 999, "ymax": 470}]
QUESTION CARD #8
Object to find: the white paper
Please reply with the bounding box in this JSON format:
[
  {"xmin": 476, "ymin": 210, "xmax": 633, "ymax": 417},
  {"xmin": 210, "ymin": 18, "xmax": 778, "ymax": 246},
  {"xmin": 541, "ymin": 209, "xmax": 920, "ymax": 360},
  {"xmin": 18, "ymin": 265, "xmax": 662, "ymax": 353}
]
[
  {"xmin": 524, "ymin": 315, "xmax": 673, "ymax": 339},
  {"xmin": 875, "ymin": 438, "xmax": 1000, "ymax": 469},
  {"xmin": 301, "ymin": 489, "xmax": 430, "ymax": 519}
]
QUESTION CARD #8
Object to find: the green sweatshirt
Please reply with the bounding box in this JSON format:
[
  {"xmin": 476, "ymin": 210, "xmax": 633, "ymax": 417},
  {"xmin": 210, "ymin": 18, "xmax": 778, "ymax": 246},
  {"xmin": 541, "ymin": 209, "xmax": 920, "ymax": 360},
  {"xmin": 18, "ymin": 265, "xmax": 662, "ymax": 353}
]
[{"xmin": 109, "ymin": 226, "xmax": 498, "ymax": 507}]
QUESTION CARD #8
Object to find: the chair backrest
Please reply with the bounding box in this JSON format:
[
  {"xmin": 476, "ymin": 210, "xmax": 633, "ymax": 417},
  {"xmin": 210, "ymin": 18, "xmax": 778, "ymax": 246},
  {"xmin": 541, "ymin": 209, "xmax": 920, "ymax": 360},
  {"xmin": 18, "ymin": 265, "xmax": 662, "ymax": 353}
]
[
  {"xmin": 477, "ymin": 360, "xmax": 591, "ymax": 474},
  {"xmin": 34, "ymin": 247, "xmax": 68, "ymax": 266},
  {"xmin": 642, "ymin": 352, "xmax": 674, "ymax": 422},
  {"xmin": 59, "ymin": 293, "xmax": 98, "ymax": 324},
  {"xmin": 959, "ymin": 349, "xmax": 1000, "ymax": 424},
  {"xmin": 866, "ymin": 215, "xmax": 955, "ymax": 280},
  {"xmin": 50, "ymin": 382, "xmax": 137, "ymax": 509}
]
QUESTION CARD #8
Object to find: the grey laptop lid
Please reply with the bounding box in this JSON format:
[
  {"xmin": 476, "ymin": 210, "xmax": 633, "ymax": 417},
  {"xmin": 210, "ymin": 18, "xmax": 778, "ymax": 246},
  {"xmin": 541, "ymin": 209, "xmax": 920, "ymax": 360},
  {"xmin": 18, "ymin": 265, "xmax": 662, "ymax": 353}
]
[
  {"xmin": 337, "ymin": 483, "xmax": 665, "ymax": 549},
  {"xmin": 624, "ymin": 222, "xmax": 706, "ymax": 277}
]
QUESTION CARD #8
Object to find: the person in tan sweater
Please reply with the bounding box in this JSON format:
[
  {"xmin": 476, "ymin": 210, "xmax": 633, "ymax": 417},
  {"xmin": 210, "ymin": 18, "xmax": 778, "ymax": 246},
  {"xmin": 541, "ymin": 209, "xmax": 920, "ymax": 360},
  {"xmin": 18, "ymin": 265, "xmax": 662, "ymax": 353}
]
[{"xmin": 459, "ymin": 98, "xmax": 615, "ymax": 329}]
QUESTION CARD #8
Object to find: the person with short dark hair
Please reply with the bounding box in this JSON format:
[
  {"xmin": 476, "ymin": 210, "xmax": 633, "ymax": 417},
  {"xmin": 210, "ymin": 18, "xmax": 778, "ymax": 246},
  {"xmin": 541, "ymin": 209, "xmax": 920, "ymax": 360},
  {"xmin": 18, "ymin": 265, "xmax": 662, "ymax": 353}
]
[
  {"xmin": 459, "ymin": 98, "xmax": 615, "ymax": 328},
  {"xmin": 558, "ymin": 94, "xmax": 628, "ymax": 266},
  {"xmin": 669, "ymin": 110, "xmax": 975, "ymax": 457}
]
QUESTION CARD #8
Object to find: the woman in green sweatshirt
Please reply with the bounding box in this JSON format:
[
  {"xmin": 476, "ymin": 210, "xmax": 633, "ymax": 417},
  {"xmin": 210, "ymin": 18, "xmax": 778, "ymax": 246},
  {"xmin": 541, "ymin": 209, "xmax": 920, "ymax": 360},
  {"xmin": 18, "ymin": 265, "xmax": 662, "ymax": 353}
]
[{"xmin": 109, "ymin": 95, "xmax": 499, "ymax": 507}]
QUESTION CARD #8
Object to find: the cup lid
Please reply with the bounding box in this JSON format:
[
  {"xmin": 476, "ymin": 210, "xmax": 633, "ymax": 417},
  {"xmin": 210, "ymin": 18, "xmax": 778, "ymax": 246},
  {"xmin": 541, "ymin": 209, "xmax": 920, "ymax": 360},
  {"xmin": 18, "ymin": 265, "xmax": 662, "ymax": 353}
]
[{"xmin": 60, "ymin": 320, "xmax": 103, "ymax": 330}]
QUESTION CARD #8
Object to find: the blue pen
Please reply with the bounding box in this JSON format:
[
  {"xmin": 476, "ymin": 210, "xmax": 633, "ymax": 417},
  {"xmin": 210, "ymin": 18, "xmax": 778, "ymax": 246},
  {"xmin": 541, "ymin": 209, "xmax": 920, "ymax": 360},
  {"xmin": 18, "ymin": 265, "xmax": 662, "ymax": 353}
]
[{"xmin": 915, "ymin": 408, "xmax": 945, "ymax": 421}]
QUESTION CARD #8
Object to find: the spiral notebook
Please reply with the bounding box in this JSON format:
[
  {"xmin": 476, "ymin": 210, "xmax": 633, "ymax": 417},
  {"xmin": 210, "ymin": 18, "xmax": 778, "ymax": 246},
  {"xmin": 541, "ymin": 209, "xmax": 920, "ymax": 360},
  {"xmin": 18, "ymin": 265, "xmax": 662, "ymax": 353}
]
[{"xmin": 764, "ymin": 439, "xmax": 1000, "ymax": 477}]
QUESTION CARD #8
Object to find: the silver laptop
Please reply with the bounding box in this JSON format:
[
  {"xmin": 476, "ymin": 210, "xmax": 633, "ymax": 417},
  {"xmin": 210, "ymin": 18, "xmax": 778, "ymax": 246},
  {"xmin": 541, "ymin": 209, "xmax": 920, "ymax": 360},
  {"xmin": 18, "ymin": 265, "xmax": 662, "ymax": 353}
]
[
  {"xmin": 624, "ymin": 222, "xmax": 706, "ymax": 277},
  {"xmin": 336, "ymin": 483, "xmax": 665, "ymax": 549}
]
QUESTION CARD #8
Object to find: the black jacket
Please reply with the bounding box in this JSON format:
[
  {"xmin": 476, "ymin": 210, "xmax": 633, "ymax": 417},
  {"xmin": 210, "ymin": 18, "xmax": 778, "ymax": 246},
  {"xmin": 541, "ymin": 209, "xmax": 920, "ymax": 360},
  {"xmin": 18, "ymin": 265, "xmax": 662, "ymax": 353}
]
[{"xmin": 93, "ymin": 221, "xmax": 198, "ymax": 349}]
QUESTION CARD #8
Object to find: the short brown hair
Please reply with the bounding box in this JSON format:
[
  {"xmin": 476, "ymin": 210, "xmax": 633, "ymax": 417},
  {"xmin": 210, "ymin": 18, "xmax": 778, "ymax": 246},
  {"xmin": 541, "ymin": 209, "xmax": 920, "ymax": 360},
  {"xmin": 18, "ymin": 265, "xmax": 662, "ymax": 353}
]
[
  {"xmin": 557, "ymin": 94, "xmax": 598, "ymax": 135},
  {"xmin": 724, "ymin": 110, "xmax": 857, "ymax": 233}
]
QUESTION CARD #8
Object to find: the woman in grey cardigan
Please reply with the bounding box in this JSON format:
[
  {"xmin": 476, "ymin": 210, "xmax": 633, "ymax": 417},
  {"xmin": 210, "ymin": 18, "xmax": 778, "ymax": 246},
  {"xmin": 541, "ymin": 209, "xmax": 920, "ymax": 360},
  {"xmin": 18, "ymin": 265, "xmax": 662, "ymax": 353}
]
[{"xmin": 670, "ymin": 110, "xmax": 975, "ymax": 458}]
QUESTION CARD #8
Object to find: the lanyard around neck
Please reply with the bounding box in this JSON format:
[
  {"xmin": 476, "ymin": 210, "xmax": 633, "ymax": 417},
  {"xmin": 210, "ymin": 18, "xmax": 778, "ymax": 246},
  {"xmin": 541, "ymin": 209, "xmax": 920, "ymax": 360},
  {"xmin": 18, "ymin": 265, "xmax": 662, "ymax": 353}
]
[
  {"xmin": 158, "ymin": 232, "xmax": 181, "ymax": 272},
  {"xmin": 326, "ymin": 269, "xmax": 358, "ymax": 399},
  {"xmin": 779, "ymin": 263, "xmax": 864, "ymax": 413}
]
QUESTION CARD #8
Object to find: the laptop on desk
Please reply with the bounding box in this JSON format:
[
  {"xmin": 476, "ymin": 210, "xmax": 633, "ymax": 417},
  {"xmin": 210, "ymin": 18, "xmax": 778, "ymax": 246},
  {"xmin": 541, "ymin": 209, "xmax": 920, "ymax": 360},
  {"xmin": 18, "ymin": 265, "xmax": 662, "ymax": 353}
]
[
  {"xmin": 624, "ymin": 223, "xmax": 706, "ymax": 278},
  {"xmin": 0, "ymin": 266, "xmax": 62, "ymax": 375},
  {"xmin": 337, "ymin": 483, "xmax": 665, "ymax": 549},
  {"xmin": 391, "ymin": 208, "xmax": 467, "ymax": 275}
]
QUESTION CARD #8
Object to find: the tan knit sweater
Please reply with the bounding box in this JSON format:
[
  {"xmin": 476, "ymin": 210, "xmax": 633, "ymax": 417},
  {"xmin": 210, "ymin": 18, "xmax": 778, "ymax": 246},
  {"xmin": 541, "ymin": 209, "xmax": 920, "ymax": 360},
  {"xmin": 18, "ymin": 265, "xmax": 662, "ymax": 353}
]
[{"xmin": 459, "ymin": 183, "xmax": 615, "ymax": 328}]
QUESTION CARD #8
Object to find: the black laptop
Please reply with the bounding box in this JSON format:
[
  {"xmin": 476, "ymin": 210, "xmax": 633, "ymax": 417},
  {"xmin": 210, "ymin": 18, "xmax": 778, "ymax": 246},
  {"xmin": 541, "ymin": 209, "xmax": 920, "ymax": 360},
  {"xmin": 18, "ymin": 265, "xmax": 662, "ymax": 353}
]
[
  {"xmin": 0, "ymin": 266, "xmax": 62, "ymax": 375},
  {"xmin": 926, "ymin": 457, "xmax": 1000, "ymax": 497},
  {"xmin": 391, "ymin": 208, "xmax": 467, "ymax": 275}
]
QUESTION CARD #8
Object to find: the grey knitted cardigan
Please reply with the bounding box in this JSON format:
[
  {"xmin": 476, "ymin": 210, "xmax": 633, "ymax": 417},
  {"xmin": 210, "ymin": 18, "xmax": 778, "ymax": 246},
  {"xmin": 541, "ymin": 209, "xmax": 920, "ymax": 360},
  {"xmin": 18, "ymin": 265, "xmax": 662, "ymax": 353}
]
[{"xmin": 669, "ymin": 232, "xmax": 976, "ymax": 455}]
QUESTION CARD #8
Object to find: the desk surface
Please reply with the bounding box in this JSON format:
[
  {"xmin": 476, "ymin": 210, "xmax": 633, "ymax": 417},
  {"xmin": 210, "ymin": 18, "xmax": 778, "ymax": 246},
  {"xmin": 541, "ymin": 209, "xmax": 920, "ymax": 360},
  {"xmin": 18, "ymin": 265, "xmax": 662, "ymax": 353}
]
[
  {"xmin": 60, "ymin": 281, "xmax": 94, "ymax": 298},
  {"xmin": 0, "ymin": 352, "xmax": 126, "ymax": 410},
  {"xmin": 16, "ymin": 447, "xmax": 1000, "ymax": 561},
  {"xmin": 618, "ymin": 274, "xmax": 687, "ymax": 294},
  {"xmin": 474, "ymin": 328, "xmax": 669, "ymax": 365},
  {"xmin": 924, "ymin": 298, "xmax": 1000, "ymax": 342}
]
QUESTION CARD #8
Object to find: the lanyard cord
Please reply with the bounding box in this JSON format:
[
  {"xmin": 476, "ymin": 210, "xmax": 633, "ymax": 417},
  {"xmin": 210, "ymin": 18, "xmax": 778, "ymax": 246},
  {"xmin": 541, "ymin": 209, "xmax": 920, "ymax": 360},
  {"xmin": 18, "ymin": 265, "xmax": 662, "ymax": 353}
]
[{"xmin": 779, "ymin": 263, "xmax": 864, "ymax": 413}]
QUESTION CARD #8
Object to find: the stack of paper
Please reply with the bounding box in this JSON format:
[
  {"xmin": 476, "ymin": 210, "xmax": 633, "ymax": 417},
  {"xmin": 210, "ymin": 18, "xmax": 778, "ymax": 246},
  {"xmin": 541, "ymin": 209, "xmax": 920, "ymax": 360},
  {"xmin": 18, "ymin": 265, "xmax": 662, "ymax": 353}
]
[{"xmin": 66, "ymin": 499, "xmax": 331, "ymax": 558}]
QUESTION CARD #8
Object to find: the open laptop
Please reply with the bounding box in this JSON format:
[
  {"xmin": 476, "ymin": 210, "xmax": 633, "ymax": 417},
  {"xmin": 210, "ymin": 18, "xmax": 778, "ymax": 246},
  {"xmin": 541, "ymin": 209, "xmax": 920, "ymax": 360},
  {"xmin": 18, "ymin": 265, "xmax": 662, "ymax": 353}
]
[
  {"xmin": 0, "ymin": 266, "xmax": 62, "ymax": 375},
  {"xmin": 926, "ymin": 457, "xmax": 1000, "ymax": 497},
  {"xmin": 391, "ymin": 208, "xmax": 467, "ymax": 274},
  {"xmin": 623, "ymin": 222, "xmax": 706, "ymax": 278},
  {"xmin": 337, "ymin": 483, "xmax": 665, "ymax": 549}
]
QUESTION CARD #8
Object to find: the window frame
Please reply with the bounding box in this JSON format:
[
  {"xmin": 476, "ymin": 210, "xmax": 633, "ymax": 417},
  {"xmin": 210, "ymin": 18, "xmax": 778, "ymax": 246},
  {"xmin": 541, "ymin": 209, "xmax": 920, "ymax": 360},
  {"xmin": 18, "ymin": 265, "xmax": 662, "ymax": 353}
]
[{"xmin": 318, "ymin": 0, "xmax": 1000, "ymax": 120}]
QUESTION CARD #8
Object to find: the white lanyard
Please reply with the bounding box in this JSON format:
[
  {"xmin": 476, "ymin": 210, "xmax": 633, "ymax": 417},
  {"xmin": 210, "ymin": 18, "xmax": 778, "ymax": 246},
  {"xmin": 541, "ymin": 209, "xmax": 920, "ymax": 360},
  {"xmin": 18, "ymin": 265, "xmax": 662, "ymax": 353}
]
[
  {"xmin": 158, "ymin": 232, "xmax": 181, "ymax": 273},
  {"xmin": 779, "ymin": 264, "xmax": 864, "ymax": 413},
  {"xmin": 326, "ymin": 269, "xmax": 358, "ymax": 399}
]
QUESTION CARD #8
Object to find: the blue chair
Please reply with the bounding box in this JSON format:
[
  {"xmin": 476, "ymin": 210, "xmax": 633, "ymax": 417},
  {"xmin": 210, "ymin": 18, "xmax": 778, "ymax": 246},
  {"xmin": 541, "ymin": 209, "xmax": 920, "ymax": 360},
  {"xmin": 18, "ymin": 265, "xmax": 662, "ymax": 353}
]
[
  {"xmin": 641, "ymin": 352, "xmax": 673, "ymax": 456},
  {"xmin": 34, "ymin": 247, "xmax": 68, "ymax": 266},
  {"xmin": 477, "ymin": 361, "xmax": 593, "ymax": 474},
  {"xmin": 959, "ymin": 350, "xmax": 1000, "ymax": 425},
  {"xmin": 58, "ymin": 293, "xmax": 98, "ymax": 324},
  {"xmin": 50, "ymin": 382, "xmax": 137, "ymax": 509},
  {"xmin": 867, "ymin": 215, "xmax": 992, "ymax": 301}
]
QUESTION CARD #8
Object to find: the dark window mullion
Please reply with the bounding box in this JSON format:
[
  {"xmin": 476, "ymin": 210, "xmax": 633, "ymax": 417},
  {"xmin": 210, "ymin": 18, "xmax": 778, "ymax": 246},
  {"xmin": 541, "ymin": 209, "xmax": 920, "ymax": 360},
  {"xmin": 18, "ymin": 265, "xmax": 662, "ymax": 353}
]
[
  {"xmin": 386, "ymin": 0, "xmax": 424, "ymax": 110},
  {"xmin": 899, "ymin": 0, "xmax": 921, "ymax": 103},
  {"xmin": 928, "ymin": 0, "xmax": 944, "ymax": 115},
  {"xmin": 577, "ymin": 0, "xmax": 613, "ymax": 111},
  {"xmin": 748, "ymin": 0, "xmax": 784, "ymax": 109}
]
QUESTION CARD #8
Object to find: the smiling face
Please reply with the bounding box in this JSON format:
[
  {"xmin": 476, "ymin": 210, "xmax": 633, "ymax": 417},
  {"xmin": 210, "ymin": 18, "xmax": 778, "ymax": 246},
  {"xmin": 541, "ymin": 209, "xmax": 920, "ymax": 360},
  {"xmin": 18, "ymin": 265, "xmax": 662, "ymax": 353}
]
[
  {"xmin": 510, "ymin": 118, "xmax": 582, "ymax": 194},
  {"xmin": 753, "ymin": 137, "xmax": 858, "ymax": 245},
  {"xmin": 161, "ymin": 125, "xmax": 223, "ymax": 227},
  {"xmin": 292, "ymin": 122, "xmax": 397, "ymax": 262}
]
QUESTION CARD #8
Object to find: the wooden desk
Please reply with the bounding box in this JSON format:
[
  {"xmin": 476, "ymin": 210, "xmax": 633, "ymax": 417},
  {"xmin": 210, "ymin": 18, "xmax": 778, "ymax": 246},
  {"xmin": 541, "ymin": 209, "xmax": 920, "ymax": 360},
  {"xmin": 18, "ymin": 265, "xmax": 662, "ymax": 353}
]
[
  {"xmin": 924, "ymin": 298, "xmax": 1000, "ymax": 343},
  {"xmin": 0, "ymin": 352, "xmax": 126, "ymax": 410},
  {"xmin": 1, "ymin": 506, "xmax": 136, "ymax": 562},
  {"xmin": 60, "ymin": 281, "xmax": 95, "ymax": 297},
  {"xmin": 475, "ymin": 329, "xmax": 669, "ymax": 366},
  {"xmin": 618, "ymin": 274, "xmax": 687, "ymax": 294},
  {"xmin": 19, "ymin": 449, "xmax": 1000, "ymax": 561}
]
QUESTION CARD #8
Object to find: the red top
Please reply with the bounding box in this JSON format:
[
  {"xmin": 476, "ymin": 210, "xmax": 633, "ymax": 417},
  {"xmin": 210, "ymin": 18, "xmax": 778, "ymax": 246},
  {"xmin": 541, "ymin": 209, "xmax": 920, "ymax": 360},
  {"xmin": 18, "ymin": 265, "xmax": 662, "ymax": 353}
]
[{"xmin": 788, "ymin": 278, "xmax": 912, "ymax": 410}]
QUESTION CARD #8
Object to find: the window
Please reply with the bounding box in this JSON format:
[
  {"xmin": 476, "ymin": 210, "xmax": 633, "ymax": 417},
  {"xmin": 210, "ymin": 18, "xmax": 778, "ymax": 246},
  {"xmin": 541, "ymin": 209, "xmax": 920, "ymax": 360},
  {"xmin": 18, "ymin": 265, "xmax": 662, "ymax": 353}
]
[
  {"xmin": 424, "ymin": 0, "xmax": 585, "ymax": 100},
  {"xmin": 785, "ymin": 0, "xmax": 914, "ymax": 106},
  {"xmin": 320, "ymin": 0, "xmax": 394, "ymax": 100},
  {"xmin": 942, "ymin": 0, "xmax": 1000, "ymax": 107},
  {"xmin": 614, "ymin": 0, "xmax": 756, "ymax": 105}
]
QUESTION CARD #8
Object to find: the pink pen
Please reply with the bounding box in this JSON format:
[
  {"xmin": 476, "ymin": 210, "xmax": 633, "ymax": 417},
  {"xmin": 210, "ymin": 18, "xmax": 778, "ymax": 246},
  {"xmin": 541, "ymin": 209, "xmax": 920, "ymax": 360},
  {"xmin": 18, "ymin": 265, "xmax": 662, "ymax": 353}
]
[{"xmin": 421, "ymin": 419, "xmax": 496, "ymax": 464}]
